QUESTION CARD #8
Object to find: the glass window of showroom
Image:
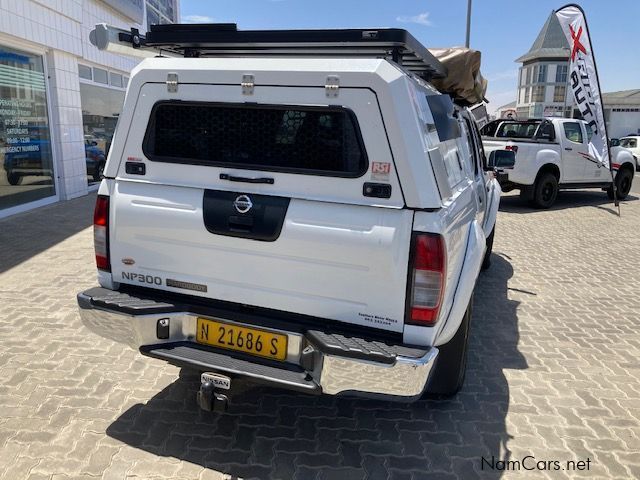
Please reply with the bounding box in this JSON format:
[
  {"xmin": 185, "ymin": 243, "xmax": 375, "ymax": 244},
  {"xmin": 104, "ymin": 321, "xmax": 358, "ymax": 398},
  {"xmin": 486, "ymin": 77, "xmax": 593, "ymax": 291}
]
[
  {"xmin": 79, "ymin": 65, "xmax": 126, "ymax": 184},
  {"xmin": 0, "ymin": 46, "xmax": 54, "ymax": 212}
]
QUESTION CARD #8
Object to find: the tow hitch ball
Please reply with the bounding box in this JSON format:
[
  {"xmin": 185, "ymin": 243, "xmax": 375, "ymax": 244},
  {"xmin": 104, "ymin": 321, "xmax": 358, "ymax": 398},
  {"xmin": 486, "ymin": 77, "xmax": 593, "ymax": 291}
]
[{"xmin": 197, "ymin": 372, "xmax": 230, "ymax": 412}]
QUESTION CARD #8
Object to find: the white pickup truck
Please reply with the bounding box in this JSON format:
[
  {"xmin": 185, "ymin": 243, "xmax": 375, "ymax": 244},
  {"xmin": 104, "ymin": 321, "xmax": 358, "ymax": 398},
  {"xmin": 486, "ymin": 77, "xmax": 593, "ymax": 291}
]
[
  {"xmin": 481, "ymin": 118, "xmax": 637, "ymax": 208},
  {"xmin": 619, "ymin": 136, "xmax": 640, "ymax": 170},
  {"xmin": 77, "ymin": 24, "xmax": 500, "ymax": 410}
]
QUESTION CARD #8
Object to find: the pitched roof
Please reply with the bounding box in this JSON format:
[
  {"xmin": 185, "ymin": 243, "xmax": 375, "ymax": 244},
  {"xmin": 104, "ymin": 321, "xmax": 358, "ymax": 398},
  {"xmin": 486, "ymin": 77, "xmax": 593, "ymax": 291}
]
[
  {"xmin": 602, "ymin": 89, "xmax": 640, "ymax": 106},
  {"xmin": 497, "ymin": 100, "xmax": 517, "ymax": 110},
  {"xmin": 516, "ymin": 11, "xmax": 570, "ymax": 63}
]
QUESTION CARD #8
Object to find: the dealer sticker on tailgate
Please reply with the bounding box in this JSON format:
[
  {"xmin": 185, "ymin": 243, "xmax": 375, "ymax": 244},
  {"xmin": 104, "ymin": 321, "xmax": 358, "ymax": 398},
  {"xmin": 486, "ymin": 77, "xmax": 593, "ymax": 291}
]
[{"xmin": 196, "ymin": 318, "xmax": 288, "ymax": 361}]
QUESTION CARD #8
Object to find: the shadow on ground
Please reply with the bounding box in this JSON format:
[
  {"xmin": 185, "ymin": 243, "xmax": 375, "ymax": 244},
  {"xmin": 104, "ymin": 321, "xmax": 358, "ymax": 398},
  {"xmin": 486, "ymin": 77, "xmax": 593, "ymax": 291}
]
[
  {"xmin": 499, "ymin": 190, "xmax": 637, "ymax": 215},
  {"xmin": 107, "ymin": 254, "xmax": 527, "ymax": 480},
  {"xmin": 0, "ymin": 192, "xmax": 95, "ymax": 273}
]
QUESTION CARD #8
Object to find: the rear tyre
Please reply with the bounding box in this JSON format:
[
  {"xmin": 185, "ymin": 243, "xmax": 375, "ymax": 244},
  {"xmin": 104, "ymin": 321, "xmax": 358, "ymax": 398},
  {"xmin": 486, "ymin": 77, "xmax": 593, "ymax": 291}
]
[
  {"xmin": 7, "ymin": 172, "xmax": 22, "ymax": 186},
  {"xmin": 531, "ymin": 172, "xmax": 558, "ymax": 209},
  {"xmin": 481, "ymin": 227, "xmax": 495, "ymax": 271},
  {"xmin": 425, "ymin": 295, "xmax": 472, "ymax": 397},
  {"xmin": 607, "ymin": 167, "xmax": 633, "ymax": 200}
]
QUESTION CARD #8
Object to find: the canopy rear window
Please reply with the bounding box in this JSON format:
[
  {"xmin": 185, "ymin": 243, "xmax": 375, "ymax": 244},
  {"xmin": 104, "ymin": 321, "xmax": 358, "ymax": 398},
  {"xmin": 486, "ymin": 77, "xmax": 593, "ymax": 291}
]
[
  {"xmin": 143, "ymin": 102, "xmax": 368, "ymax": 177},
  {"xmin": 495, "ymin": 121, "xmax": 541, "ymax": 139},
  {"xmin": 620, "ymin": 138, "xmax": 637, "ymax": 148}
]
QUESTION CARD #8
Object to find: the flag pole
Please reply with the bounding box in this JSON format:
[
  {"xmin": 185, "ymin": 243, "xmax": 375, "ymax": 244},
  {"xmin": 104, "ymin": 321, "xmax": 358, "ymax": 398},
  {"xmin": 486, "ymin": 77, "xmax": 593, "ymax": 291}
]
[
  {"xmin": 465, "ymin": 0, "xmax": 472, "ymax": 47},
  {"xmin": 576, "ymin": 5, "xmax": 621, "ymax": 215}
]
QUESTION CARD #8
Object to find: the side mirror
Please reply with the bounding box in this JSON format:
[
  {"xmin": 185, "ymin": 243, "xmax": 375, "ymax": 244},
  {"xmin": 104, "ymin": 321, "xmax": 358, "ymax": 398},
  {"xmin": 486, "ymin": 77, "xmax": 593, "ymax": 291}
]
[{"xmin": 488, "ymin": 150, "xmax": 516, "ymax": 169}]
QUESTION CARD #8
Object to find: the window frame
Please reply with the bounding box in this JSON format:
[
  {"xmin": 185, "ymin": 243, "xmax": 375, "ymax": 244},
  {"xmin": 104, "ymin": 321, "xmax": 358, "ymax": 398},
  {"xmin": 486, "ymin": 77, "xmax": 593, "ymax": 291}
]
[
  {"xmin": 93, "ymin": 67, "xmax": 108, "ymax": 85},
  {"xmin": 553, "ymin": 85, "xmax": 566, "ymax": 103},
  {"xmin": 425, "ymin": 94, "xmax": 461, "ymax": 142},
  {"xmin": 532, "ymin": 85, "xmax": 546, "ymax": 103},
  {"xmin": 142, "ymin": 101, "xmax": 370, "ymax": 178},
  {"xmin": 563, "ymin": 122, "xmax": 584, "ymax": 144},
  {"xmin": 109, "ymin": 72, "xmax": 123, "ymax": 88},
  {"xmin": 78, "ymin": 64, "xmax": 92, "ymax": 81},
  {"xmin": 468, "ymin": 117, "xmax": 487, "ymax": 176},
  {"xmin": 555, "ymin": 64, "xmax": 568, "ymax": 83},
  {"xmin": 537, "ymin": 64, "xmax": 547, "ymax": 83},
  {"xmin": 461, "ymin": 117, "xmax": 479, "ymax": 176}
]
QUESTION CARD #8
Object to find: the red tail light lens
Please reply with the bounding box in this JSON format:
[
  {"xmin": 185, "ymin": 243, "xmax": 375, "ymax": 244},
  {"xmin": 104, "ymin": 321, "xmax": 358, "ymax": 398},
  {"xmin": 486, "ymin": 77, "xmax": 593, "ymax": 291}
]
[
  {"xmin": 94, "ymin": 195, "xmax": 110, "ymax": 271},
  {"xmin": 505, "ymin": 145, "xmax": 518, "ymax": 154},
  {"xmin": 408, "ymin": 234, "xmax": 446, "ymax": 326}
]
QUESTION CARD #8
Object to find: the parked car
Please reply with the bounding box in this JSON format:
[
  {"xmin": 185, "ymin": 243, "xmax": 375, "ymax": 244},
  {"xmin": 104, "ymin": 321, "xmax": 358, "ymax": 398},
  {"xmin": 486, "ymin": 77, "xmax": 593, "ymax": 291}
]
[
  {"xmin": 85, "ymin": 139, "xmax": 106, "ymax": 182},
  {"xmin": 3, "ymin": 127, "xmax": 52, "ymax": 186},
  {"xmin": 619, "ymin": 136, "xmax": 640, "ymax": 171},
  {"xmin": 78, "ymin": 24, "xmax": 501, "ymax": 410},
  {"xmin": 481, "ymin": 118, "xmax": 636, "ymax": 208}
]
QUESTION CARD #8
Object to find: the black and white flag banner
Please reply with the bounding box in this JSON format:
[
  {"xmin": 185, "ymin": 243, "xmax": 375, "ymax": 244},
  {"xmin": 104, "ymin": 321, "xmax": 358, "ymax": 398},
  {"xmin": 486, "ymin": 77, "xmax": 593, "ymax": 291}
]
[{"xmin": 556, "ymin": 4, "xmax": 609, "ymax": 169}]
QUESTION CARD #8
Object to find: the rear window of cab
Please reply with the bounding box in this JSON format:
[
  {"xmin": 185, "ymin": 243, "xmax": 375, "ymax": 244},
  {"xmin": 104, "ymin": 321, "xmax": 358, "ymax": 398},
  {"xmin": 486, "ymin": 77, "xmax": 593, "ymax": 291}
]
[{"xmin": 142, "ymin": 102, "xmax": 368, "ymax": 177}]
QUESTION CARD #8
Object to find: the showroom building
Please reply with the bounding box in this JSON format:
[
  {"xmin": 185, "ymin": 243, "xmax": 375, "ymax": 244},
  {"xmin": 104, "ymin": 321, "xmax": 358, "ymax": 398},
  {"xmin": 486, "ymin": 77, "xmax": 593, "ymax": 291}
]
[{"xmin": 0, "ymin": 0, "xmax": 179, "ymax": 218}]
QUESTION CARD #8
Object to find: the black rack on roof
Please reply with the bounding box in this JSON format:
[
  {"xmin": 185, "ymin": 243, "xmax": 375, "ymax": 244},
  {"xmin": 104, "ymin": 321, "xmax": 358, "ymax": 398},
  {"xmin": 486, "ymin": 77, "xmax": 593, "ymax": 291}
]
[{"xmin": 124, "ymin": 23, "xmax": 448, "ymax": 80}]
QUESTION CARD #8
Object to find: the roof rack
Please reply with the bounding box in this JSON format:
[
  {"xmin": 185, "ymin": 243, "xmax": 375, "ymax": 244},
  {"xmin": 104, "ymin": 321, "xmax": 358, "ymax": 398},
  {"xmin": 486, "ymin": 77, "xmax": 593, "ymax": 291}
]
[{"xmin": 90, "ymin": 23, "xmax": 447, "ymax": 80}]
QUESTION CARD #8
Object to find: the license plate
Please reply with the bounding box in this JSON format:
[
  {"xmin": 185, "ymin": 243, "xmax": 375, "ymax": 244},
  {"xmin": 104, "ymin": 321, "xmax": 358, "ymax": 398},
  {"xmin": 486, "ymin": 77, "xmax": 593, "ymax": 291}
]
[{"xmin": 196, "ymin": 318, "xmax": 287, "ymax": 361}]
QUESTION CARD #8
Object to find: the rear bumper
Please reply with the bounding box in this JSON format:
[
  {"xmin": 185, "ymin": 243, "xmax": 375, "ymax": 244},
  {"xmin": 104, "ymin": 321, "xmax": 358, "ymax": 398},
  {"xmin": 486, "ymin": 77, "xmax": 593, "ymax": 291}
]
[{"xmin": 78, "ymin": 287, "xmax": 438, "ymax": 401}]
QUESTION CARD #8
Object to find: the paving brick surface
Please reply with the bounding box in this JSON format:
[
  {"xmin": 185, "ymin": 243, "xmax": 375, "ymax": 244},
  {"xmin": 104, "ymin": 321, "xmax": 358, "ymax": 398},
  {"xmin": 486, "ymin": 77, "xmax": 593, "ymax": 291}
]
[{"xmin": 0, "ymin": 189, "xmax": 639, "ymax": 479}]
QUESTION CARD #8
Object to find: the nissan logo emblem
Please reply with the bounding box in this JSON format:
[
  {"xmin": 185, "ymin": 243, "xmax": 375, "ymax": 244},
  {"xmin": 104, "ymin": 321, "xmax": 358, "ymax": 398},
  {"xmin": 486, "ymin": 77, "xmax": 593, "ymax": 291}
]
[{"xmin": 233, "ymin": 195, "xmax": 253, "ymax": 214}]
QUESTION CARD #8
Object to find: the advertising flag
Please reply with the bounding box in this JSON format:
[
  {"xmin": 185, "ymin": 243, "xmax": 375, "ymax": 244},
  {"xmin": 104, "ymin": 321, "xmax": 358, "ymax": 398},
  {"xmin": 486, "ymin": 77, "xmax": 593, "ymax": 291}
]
[{"xmin": 555, "ymin": 5, "xmax": 610, "ymax": 170}]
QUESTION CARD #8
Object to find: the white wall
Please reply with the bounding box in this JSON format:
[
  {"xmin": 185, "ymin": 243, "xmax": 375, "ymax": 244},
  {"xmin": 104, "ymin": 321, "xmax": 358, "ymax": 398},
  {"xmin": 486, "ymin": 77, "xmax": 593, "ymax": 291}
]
[
  {"xmin": 608, "ymin": 111, "xmax": 640, "ymax": 138},
  {"xmin": 0, "ymin": 0, "xmax": 143, "ymax": 202},
  {"xmin": 82, "ymin": 0, "xmax": 141, "ymax": 73},
  {"xmin": 47, "ymin": 50, "xmax": 86, "ymax": 199}
]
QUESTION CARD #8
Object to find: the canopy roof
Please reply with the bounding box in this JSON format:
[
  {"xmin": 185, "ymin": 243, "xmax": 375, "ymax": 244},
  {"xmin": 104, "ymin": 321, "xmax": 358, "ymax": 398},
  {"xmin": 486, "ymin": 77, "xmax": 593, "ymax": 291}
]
[{"xmin": 93, "ymin": 23, "xmax": 488, "ymax": 105}]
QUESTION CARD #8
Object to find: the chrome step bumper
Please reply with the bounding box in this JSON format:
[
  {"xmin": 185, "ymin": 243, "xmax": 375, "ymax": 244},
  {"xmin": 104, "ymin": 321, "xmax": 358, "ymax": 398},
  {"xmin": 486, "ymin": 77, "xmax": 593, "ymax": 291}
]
[{"xmin": 78, "ymin": 287, "xmax": 438, "ymax": 401}]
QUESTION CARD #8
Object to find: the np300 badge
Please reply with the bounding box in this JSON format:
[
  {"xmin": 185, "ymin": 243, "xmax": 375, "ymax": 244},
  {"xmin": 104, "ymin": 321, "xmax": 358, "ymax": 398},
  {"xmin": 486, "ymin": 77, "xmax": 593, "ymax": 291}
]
[
  {"xmin": 121, "ymin": 272, "xmax": 162, "ymax": 286},
  {"xmin": 233, "ymin": 195, "xmax": 252, "ymax": 214}
]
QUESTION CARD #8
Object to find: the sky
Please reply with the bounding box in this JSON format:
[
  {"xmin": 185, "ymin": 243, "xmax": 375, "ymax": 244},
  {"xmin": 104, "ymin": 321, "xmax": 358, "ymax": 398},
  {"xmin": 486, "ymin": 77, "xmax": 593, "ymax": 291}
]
[{"xmin": 179, "ymin": 0, "xmax": 640, "ymax": 114}]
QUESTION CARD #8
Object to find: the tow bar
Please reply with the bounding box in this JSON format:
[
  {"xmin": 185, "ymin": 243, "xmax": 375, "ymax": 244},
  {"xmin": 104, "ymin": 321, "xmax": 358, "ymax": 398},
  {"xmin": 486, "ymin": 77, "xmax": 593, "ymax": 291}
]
[{"xmin": 197, "ymin": 372, "xmax": 230, "ymax": 412}]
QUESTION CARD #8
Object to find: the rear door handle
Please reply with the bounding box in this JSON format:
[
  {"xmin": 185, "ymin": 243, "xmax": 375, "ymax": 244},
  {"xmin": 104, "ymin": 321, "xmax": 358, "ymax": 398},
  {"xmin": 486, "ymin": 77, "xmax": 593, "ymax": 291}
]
[
  {"xmin": 220, "ymin": 173, "xmax": 274, "ymax": 184},
  {"xmin": 564, "ymin": 147, "xmax": 573, "ymax": 151}
]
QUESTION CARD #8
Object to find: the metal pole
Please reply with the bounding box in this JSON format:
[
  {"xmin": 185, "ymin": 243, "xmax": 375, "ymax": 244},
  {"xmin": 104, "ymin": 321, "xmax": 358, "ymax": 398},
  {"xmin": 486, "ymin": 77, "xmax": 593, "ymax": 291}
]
[
  {"xmin": 561, "ymin": 57, "xmax": 570, "ymax": 117},
  {"xmin": 465, "ymin": 0, "xmax": 472, "ymax": 47}
]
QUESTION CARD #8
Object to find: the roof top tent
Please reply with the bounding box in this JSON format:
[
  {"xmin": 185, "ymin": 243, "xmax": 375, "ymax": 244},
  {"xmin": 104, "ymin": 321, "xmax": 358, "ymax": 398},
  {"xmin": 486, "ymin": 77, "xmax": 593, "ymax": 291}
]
[{"xmin": 90, "ymin": 23, "xmax": 487, "ymax": 106}]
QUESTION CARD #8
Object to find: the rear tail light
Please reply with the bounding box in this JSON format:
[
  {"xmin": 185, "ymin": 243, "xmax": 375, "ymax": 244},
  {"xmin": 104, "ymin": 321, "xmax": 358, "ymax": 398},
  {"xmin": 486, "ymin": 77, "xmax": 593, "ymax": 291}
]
[
  {"xmin": 505, "ymin": 145, "xmax": 518, "ymax": 154},
  {"xmin": 93, "ymin": 195, "xmax": 110, "ymax": 271},
  {"xmin": 408, "ymin": 233, "xmax": 446, "ymax": 326}
]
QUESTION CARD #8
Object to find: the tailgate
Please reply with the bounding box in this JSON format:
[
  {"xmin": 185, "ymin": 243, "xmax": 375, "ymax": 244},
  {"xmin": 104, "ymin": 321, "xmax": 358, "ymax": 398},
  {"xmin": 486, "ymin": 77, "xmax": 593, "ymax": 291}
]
[{"xmin": 109, "ymin": 83, "xmax": 412, "ymax": 332}]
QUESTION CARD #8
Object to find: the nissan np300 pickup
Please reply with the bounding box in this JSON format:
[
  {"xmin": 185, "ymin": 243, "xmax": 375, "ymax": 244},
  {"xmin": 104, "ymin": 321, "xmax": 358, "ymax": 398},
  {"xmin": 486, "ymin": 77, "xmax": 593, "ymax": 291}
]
[{"xmin": 78, "ymin": 24, "xmax": 501, "ymax": 410}]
